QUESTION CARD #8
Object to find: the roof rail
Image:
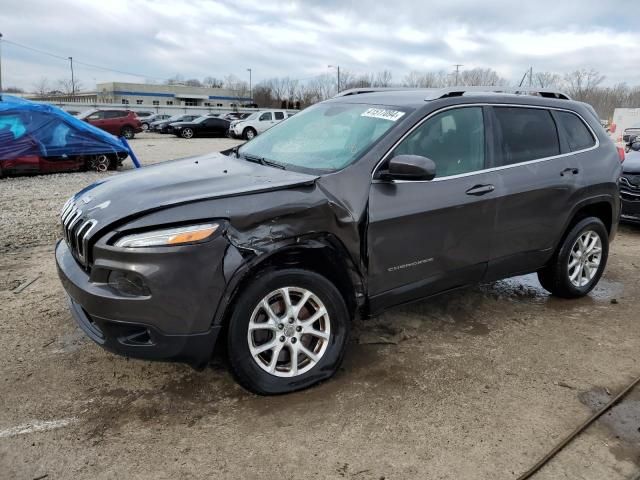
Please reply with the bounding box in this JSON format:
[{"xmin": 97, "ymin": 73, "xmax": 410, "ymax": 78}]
[
  {"xmin": 334, "ymin": 86, "xmax": 571, "ymax": 101},
  {"xmin": 424, "ymin": 86, "xmax": 571, "ymax": 101},
  {"xmin": 335, "ymin": 87, "xmax": 415, "ymax": 97}
]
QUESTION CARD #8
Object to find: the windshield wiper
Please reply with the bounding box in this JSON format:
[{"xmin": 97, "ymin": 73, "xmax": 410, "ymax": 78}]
[{"xmin": 242, "ymin": 153, "xmax": 286, "ymax": 170}]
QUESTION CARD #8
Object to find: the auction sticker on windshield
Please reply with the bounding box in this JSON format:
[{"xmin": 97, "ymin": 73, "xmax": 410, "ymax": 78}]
[{"xmin": 361, "ymin": 108, "xmax": 405, "ymax": 122}]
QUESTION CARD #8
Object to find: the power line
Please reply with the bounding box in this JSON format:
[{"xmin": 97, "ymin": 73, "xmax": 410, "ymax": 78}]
[{"xmin": 2, "ymin": 38, "xmax": 164, "ymax": 81}]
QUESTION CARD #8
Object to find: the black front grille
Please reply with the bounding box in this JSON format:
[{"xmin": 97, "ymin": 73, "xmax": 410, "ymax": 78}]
[
  {"xmin": 621, "ymin": 174, "xmax": 640, "ymax": 189},
  {"xmin": 60, "ymin": 199, "xmax": 97, "ymax": 268}
]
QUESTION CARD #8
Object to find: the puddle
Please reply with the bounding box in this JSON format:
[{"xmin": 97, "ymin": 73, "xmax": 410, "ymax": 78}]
[{"xmin": 579, "ymin": 386, "xmax": 640, "ymax": 465}]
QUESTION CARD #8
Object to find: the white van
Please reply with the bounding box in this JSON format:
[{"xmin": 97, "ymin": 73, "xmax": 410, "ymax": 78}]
[{"xmin": 229, "ymin": 110, "xmax": 290, "ymax": 139}]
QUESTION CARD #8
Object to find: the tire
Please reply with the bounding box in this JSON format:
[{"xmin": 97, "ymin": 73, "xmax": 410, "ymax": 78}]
[
  {"xmin": 227, "ymin": 269, "xmax": 350, "ymax": 395},
  {"xmin": 537, "ymin": 217, "xmax": 609, "ymax": 298},
  {"xmin": 243, "ymin": 127, "xmax": 257, "ymax": 140},
  {"xmin": 181, "ymin": 128, "xmax": 194, "ymax": 139},
  {"xmin": 121, "ymin": 126, "xmax": 135, "ymax": 139},
  {"xmin": 86, "ymin": 154, "xmax": 111, "ymax": 172},
  {"xmin": 141, "ymin": 123, "xmax": 149, "ymax": 131}
]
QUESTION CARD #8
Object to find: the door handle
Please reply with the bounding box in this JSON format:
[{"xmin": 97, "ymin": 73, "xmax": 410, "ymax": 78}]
[
  {"xmin": 560, "ymin": 167, "xmax": 580, "ymax": 176},
  {"xmin": 465, "ymin": 184, "xmax": 495, "ymax": 196}
]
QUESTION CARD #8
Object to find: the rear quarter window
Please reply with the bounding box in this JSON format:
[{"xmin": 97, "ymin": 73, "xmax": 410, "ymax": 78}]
[
  {"xmin": 493, "ymin": 107, "xmax": 560, "ymax": 165},
  {"xmin": 555, "ymin": 111, "xmax": 596, "ymax": 151}
]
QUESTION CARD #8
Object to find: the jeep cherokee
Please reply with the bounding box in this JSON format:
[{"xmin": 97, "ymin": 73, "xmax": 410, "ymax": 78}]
[{"xmin": 56, "ymin": 87, "xmax": 622, "ymax": 395}]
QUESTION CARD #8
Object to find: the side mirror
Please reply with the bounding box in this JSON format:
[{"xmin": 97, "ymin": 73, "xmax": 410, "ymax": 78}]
[
  {"xmin": 383, "ymin": 155, "xmax": 436, "ymax": 181},
  {"xmin": 632, "ymin": 142, "xmax": 640, "ymax": 152}
]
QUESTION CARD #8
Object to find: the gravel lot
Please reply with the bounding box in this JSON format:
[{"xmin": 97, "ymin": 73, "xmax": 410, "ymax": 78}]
[{"xmin": 1, "ymin": 133, "xmax": 639, "ymax": 479}]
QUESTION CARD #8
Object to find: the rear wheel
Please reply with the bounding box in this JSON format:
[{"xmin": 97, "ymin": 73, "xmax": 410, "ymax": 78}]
[
  {"xmin": 537, "ymin": 217, "xmax": 609, "ymax": 298},
  {"xmin": 181, "ymin": 128, "xmax": 194, "ymax": 139},
  {"xmin": 121, "ymin": 126, "xmax": 135, "ymax": 139},
  {"xmin": 227, "ymin": 269, "xmax": 350, "ymax": 395},
  {"xmin": 141, "ymin": 123, "xmax": 149, "ymax": 131}
]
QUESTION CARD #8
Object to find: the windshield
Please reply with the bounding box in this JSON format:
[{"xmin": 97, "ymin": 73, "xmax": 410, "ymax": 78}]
[
  {"xmin": 238, "ymin": 103, "xmax": 407, "ymax": 172},
  {"xmin": 165, "ymin": 115, "xmax": 183, "ymax": 122},
  {"xmin": 192, "ymin": 116, "xmax": 209, "ymax": 124},
  {"xmin": 243, "ymin": 112, "xmax": 259, "ymax": 121}
]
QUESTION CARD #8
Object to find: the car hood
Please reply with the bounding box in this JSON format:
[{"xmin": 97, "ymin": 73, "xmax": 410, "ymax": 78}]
[
  {"xmin": 70, "ymin": 152, "xmax": 319, "ymax": 228},
  {"xmin": 623, "ymin": 150, "xmax": 640, "ymax": 173}
]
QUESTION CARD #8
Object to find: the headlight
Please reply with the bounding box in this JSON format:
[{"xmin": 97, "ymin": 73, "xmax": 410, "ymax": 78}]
[{"xmin": 114, "ymin": 223, "xmax": 219, "ymax": 248}]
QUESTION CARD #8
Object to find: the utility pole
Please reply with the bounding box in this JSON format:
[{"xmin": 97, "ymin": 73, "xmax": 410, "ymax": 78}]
[
  {"xmin": 246, "ymin": 68, "xmax": 252, "ymax": 102},
  {"xmin": 328, "ymin": 64, "xmax": 340, "ymax": 94},
  {"xmin": 453, "ymin": 64, "xmax": 463, "ymax": 85},
  {"xmin": 0, "ymin": 32, "xmax": 4, "ymax": 100},
  {"xmin": 68, "ymin": 56, "xmax": 75, "ymax": 97}
]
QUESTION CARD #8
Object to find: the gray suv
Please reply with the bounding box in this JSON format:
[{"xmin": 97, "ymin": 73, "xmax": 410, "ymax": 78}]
[{"xmin": 56, "ymin": 87, "xmax": 621, "ymax": 394}]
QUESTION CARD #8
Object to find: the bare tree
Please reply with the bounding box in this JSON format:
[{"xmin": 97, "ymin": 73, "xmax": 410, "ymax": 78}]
[
  {"xmin": 184, "ymin": 78, "xmax": 202, "ymax": 87},
  {"xmin": 32, "ymin": 77, "xmax": 50, "ymax": 97},
  {"xmin": 57, "ymin": 78, "xmax": 83, "ymax": 94},
  {"xmin": 374, "ymin": 70, "xmax": 393, "ymax": 87},
  {"xmin": 202, "ymin": 76, "xmax": 223, "ymax": 88},
  {"xmin": 224, "ymin": 74, "xmax": 249, "ymax": 102},
  {"xmin": 534, "ymin": 72, "xmax": 562, "ymax": 88},
  {"xmin": 563, "ymin": 68, "xmax": 605, "ymax": 99}
]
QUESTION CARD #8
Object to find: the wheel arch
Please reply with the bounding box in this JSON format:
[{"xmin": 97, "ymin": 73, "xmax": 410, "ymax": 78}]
[{"xmin": 213, "ymin": 234, "xmax": 364, "ymax": 331}]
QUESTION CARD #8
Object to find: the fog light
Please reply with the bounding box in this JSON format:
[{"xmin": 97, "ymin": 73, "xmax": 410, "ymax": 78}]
[{"xmin": 107, "ymin": 270, "xmax": 150, "ymax": 297}]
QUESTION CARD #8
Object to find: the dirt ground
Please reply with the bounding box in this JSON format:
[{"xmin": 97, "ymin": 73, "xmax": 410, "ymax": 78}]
[{"xmin": 1, "ymin": 134, "xmax": 639, "ymax": 479}]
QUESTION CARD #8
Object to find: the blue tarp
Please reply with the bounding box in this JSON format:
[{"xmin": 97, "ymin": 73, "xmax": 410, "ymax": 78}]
[{"xmin": 0, "ymin": 95, "xmax": 130, "ymax": 161}]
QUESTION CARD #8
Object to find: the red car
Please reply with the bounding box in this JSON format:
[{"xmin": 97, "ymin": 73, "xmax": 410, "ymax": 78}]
[{"xmin": 78, "ymin": 109, "xmax": 143, "ymax": 139}]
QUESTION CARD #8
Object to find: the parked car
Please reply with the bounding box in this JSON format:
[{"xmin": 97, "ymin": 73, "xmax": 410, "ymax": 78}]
[
  {"xmin": 140, "ymin": 113, "xmax": 171, "ymax": 131},
  {"xmin": 222, "ymin": 112, "xmax": 251, "ymax": 121},
  {"xmin": 622, "ymin": 123, "xmax": 640, "ymax": 144},
  {"xmin": 78, "ymin": 109, "xmax": 143, "ymax": 139},
  {"xmin": 151, "ymin": 114, "xmax": 199, "ymax": 133},
  {"xmin": 170, "ymin": 116, "xmax": 230, "ymax": 138},
  {"xmin": 229, "ymin": 110, "xmax": 289, "ymax": 139},
  {"xmin": 56, "ymin": 87, "xmax": 621, "ymax": 395},
  {"xmin": 0, "ymin": 96, "xmax": 129, "ymax": 177},
  {"xmin": 620, "ymin": 140, "xmax": 640, "ymax": 223}
]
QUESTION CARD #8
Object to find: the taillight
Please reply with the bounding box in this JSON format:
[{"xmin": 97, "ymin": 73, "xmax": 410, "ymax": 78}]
[{"xmin": 617, "ymin": 146, "xmax": 625, "ymax": 163}]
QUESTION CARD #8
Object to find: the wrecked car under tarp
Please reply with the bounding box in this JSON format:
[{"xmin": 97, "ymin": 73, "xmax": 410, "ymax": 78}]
[{"xmin": 0, "ymin": 95, "xmax": 131, "ymax": 176}]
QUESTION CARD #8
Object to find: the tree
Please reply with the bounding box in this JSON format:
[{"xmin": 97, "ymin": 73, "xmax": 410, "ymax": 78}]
[
  {"xmin": 563, "ymin": 68, "xmax": 605, "ymax": 99},
  {"xmin": 57, "ymin": 78, "xmax": 83, "ymax": 94},
  {"xmin": 184, "ymin": 78, "xmax": 202, "ymax": 87},
  {"xmin": 32, "ymin": 77, "xmax": 50, "ymax": 96},
  {"xmin": 224, "ymin": 74, "xmax": 249, "ymax": 102},
  {"xmin": 534, "ymin": 72, "xmax": 562, "ymax": 88},
  {"xmin": 4, "ymin": 86, "xmax": 24, "ymax": 94},
  {"xmin": 203, "ymin": 76, "xmax": 223, "ymax": 88}
]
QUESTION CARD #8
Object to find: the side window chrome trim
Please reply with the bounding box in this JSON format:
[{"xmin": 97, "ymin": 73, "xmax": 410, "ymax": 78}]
[{"xmin": 372, "ymin": 103, "xmax": 600, "ymax": 183}]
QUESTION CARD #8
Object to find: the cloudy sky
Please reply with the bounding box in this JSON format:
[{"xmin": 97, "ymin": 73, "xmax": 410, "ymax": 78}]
[{"xmin": 1, "ymin": 0, "xmax": 639, "ymax": 91}]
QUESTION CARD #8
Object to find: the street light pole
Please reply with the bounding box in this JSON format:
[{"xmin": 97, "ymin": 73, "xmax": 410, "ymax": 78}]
[
  {"xmin": 328, "ymin": 64, "xmax": 340, "ymax": 94},
  {"xmin": 68, "ymin": 56, "xmax": 75, "ymax": 97},
  {"xmin": 453, "ymin": 64, "xmax": 463, "ymax": 85},
  {"xmin": 247, "ymin": 68, "xmax": 252, "ymax": 102}
]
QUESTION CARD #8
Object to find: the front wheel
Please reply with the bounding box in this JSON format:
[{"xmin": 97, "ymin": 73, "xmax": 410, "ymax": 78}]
[
  {"xmin": 243, "ymin": 127, "xmax": 257, "ymax": 140},
  {"xmin": 141, "ymin": 123, "xmax": 149, "ymax": 131},
  {"xmin": 227, "ymin": 269, "xmax": 350, "ymax": 395},
  {"xmin": 181, "ymin": 128, "xmax": 194, "ymax": 139},
  {"xmin": 537, "ymin": 217, "xmax": 609, "ymax": 298}
]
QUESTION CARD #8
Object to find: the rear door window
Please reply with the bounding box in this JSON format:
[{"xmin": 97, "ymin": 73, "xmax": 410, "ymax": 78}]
[
  {"xmin": 555, "ymin": 111, "xmax": 596, "ymax": 151},
  {"xmin": 493, "ymin": 107, "xmax": 560, "ymax": 165},
  {"xmin": 274, "ymin": 112, "xmax": 285, "ymax": 120},
  {"xmin": 392, "ymin": 106, "xmax": 485, "ymax": 178}
]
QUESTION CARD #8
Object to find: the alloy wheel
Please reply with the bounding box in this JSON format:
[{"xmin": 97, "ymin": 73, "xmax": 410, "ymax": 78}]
[
  {"xmin": 247, "ymin": 287, "xmax": 331, "ymax": 378},
  {"xmin": 568, "ymin": 230, "xmax": 602, "ymax": 287}
]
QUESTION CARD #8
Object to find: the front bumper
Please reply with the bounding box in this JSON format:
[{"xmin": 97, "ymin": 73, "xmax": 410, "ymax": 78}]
[
  {"xmin": 620, "ymin": 182, "xmax": 640, "ymax": 223},
  {"xmin": 55, "ymin": 238, "xmax": 229, "ymax": 367}
]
